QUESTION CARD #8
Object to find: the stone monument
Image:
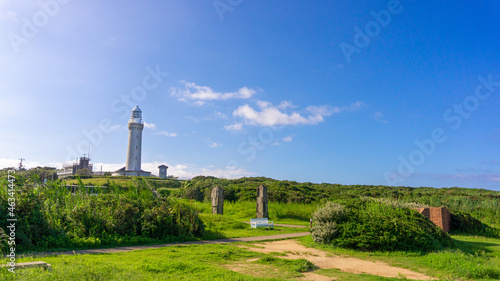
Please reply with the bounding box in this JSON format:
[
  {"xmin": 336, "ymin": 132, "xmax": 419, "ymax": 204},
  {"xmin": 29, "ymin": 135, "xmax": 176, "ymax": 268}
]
[
  {"xmin": 256, "ymin": 185, "xmax": 268, "ymax": 218},
  {"xmin": 211, "ymin": 186, "xmax": 224, "ymax": 215}
]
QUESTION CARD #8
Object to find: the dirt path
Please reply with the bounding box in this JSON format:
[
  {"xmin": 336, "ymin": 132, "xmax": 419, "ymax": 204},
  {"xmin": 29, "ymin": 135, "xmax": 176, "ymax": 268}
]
[
  {"xmin": 22, "ymin": 232, "xmax": 311, "ymax": 258},
  {"xmin": 238, "ymin": 240, "xmax": 436, "ymax": 280},
  {"xmin": 20, "ymin": 233, "xmax": 435, "ymax": 280}
]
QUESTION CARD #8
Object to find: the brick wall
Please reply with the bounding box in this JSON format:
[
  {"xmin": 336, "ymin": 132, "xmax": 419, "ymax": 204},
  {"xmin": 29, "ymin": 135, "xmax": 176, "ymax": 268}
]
[{"xmin": 414, "ymin": 207, "xmax": 450, "ymax": 233}]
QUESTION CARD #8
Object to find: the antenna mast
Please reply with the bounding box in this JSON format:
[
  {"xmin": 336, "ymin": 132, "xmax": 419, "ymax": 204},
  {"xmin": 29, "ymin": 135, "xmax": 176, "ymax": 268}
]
[{"xmin": 18, "ymin": 158, "xmax": 25, "ymax": 171}]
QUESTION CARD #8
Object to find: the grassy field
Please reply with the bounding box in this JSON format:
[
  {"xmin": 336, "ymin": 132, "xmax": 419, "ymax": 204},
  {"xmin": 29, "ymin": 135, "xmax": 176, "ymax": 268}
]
[
  {"xmin": 299, "ymin": 234, "xmax": 500, "ymax": 280},
  {"xmin": 2, "ymin": 175, "xmax": 500, "ymax": 280},
  {"xmin": 187, "ymin": 200, "xmax": 317, "ymax": 226},
  {"xmin": 1, "ymin": 234, "xmax": 499, "ymax": 280}
]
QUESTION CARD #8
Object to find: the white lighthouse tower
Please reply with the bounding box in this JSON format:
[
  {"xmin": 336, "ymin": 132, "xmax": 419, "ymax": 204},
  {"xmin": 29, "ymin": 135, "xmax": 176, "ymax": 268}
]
[
  {"xmin": 126, "ymin": 106, "xmax": 144, "ymax": 171},
  {"xmin": 113, "ymin": 106, "xmax": 151, "ymax": 177}
]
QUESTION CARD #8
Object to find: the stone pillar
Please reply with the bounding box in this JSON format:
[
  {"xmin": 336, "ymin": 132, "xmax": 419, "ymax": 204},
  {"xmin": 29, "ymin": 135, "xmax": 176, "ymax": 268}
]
[
  {"xmin": 211, "ymin": 186, "xmax": 224, "ymax": 215},
  {"xmin": 256, "ymin": 185, "xmax": 268, "ymax": 218}
]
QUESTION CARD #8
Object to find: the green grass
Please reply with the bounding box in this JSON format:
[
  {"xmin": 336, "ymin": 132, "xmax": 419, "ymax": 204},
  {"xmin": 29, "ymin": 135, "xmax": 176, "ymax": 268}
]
[
  {"xmin": 1, "ymin": 234, "xmax": 499, "ymax": 280},
  {"xmin": 186, "ymin": 200, "xmax": 317, "ymax": 226},
  {"xmin": 298, "ymin": 234, "xmax": 500, "ymax": 280},
  {"xmin": 199, "ymin": 213, "xmax": 307, "ymax": 240},
  {"xmin": 0, "ymin": 242, "xmax": 313, "ymax": 280},
  {"xmin": 2, "ymin": 235, "xmax": 499, "ymax": 280},
  {"xmin": 63, "ymin": 176, "xmax": 182, "ymax": 190}
]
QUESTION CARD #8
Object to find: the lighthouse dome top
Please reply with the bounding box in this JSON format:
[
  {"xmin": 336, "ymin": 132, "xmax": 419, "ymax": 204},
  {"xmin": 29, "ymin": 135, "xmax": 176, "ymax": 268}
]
[{"xmin": 130, "ymin": 106, "xmax": 143, "ymax": 123}]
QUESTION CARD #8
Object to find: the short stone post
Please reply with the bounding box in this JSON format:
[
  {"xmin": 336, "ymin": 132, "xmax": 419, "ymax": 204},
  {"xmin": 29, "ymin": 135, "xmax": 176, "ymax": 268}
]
[
  {"xmin": 211, "ymin": 186, "xmax": 224, "ymax": 215},
  {"xmin": 256, "ymin": 185, "xmax": 268, "ymax": 218}
]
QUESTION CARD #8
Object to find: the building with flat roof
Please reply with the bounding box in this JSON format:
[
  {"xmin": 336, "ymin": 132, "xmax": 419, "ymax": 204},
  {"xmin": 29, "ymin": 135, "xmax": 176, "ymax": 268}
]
[{"xmin": 57, "ymin": 156, "xmax": 93, "ymax": 178}]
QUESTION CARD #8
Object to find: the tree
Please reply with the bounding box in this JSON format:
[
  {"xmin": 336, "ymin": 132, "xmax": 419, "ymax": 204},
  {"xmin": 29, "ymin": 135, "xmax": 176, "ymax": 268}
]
[
  {"xmin": 27, "ymin": 166, "xmax": 58, "ymax": 182},
  {"xmin": 75, "ymin": 169, "xmax": 92, "ymax": 177}
]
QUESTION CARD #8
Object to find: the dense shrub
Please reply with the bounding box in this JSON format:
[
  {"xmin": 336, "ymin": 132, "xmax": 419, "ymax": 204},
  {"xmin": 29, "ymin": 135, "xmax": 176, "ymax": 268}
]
[
  {"xmin": 149, "ymin": 179, "xmax": 182, "ymax": 189},
  {"xmin": 0, "ymin": 175, "xmax": 205, "ymax": 252},
  {"xmin": 157, "ymin": 188, "xmax": 171, "ymax": 197},
  {"xmin": 451, "ymin": 210, "xmax": 484, "ymax": 233},
  {"xmin": 184, "ymin": 186, "xmax": 204, "ymax": 201},
  {"xmin": 450, "ymin": 210, "xmax": 499, "ymax": 238},
  {"xmin": 312, "ymin": 200, "xmax": 453, "ymax": 252},
  {"xmin": 179, "ymin": 176, "xmax": 499, "ymax": 231},
  {"xmin": 0, "ymin": 227, "xmax": 9, "ymax": 254},
  {"xmin": 311, "ymin": 202, "xmax": 346, "ymax": 244}
]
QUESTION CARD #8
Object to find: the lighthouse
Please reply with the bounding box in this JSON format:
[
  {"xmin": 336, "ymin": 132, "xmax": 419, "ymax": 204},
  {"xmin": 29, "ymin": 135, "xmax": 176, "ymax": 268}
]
[
  {"xmin": 126, "ymin": 106, "xmax": 144, "ymax": 171},
  {"xmin": 113, "ymin": 106, "xmax": 151, "ymax": 177}
]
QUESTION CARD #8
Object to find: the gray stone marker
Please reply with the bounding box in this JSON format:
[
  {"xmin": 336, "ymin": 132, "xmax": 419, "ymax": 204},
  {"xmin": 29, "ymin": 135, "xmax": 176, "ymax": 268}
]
[
  {"xmin": 256, "ymin": 185, "xmax": 268, "ymax": 218},
  {"xmin": 211, "ymin": 186, "xmax": 224, "ymax": 215}
]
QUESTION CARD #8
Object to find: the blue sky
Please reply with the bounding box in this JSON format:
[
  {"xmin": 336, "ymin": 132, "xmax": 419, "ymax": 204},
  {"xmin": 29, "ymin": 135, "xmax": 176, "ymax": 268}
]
[{"xmin": 1, "ymin": 0, "xmax": 500, "ymax": 190}]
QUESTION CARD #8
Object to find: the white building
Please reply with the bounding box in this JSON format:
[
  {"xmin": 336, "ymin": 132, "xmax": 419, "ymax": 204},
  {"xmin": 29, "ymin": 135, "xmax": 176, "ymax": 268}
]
[
  {"xmin": 113, "ymin": 106, "xmax": 152, "ymax": 177},
  {"xmin": 158, "ymin": 164, "xmax": 168, "ymax": 178},
  {"xmin": 57, "ymin": 156, "xmax": 93, "ymax": 178}
]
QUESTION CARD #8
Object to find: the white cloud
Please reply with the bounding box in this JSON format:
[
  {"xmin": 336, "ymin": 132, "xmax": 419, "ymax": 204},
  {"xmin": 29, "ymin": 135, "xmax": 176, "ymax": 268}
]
[
  {"xmin": 141, "ymin": 162, "xmax": 254, "ymax": 179},
  {"xmin": 277, "ymin": 101, "xmax": 296, "ymax": 109},
  {"xmin": 204, "ymin": 111, "xmax": 228, "ymax": 120},
  {"xmin": 144, "ymin": 122, "xmax": 157, "ymax": 129},
  {"xmin": 156, "ymin": 131, "xmax": 177, "ymax": 137},
  {"xmin": 233, "ymin": 101, "xmax": 363, "ymax": 127},
  {"xmin": 92, "ymin": 163, "xmax": 125, "ymax": 172},
  {"xmin": 224, "ymin": 123, "xmax": 243, "ymax": 131},
  {"xmin": 109, "ymin": 124, "xmax": 122, "ymax": 131},
  {"xmin": 209, "ymin": 142, "xmax": 220, "ymax": 148},
  {"xmin": 283, "ymin": 136, "xmax": 293, "ymax": 142},
  {"xmin": 214, "ymin": 111, "xmax": 228, "ymax": 119},
  {"xmin": 171, "ymin": 81, "xmax": 257, "ymax": 104},
  {"xmin": 0, "ymin": 159, "xmax": 63, "ymax": 170},
  {"xmin": 373, "ymin": 112, "xmax": 388, "ymax": 123}
]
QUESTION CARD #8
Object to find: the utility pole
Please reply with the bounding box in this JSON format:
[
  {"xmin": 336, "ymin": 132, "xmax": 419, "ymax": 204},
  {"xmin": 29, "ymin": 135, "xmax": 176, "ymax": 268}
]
[{"xmin": 18, "ymin": 158, "xmax": 25, "ymax": 171}]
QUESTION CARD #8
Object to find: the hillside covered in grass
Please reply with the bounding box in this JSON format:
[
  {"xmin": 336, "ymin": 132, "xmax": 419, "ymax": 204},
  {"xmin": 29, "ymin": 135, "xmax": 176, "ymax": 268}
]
[
  {"xmin": 179, "ymin": 176, "xmax": 500, "ymax": 229},
  {"xmin": 1, "ymin": 174, "xmax": 499, "ymax": 255}
]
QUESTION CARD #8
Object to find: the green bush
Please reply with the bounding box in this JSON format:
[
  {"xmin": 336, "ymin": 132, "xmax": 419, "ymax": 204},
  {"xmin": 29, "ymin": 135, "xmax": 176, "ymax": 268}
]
[
  {"xmin": 312, "ymin": 200, "xmax": 453, "ymax": 252},
  {"xmin": 0, "ymin": 175, "xmax": 205, "ymax": 252},
  {"xmin": 450, "ymin": 210, "xmax": 499, "ymax": 238},
  {"xmin": 157, "ymin": 188, "xmax": 171, "ymax": 197},
  {"xmin": 311, "ymin": 202, "xmax": 346, "ymax": 244},
  {"xmin": 0, "ymin": 227, "xmax": 9, "ymax": 254},
  {"xmin": 184, "ymin": 186, "xmax": 204, "ymax": 202}
]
